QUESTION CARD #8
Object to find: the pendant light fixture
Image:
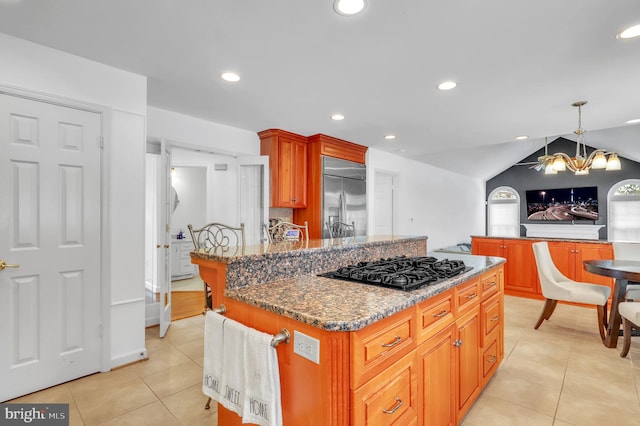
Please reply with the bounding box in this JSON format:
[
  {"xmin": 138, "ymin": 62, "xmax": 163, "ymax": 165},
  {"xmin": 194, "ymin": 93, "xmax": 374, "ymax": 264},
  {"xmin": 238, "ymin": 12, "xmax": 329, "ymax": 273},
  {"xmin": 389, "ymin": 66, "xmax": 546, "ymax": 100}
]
[{"xmin": 549, "ymin": 101, "xmax": 621, "ymax": 175}]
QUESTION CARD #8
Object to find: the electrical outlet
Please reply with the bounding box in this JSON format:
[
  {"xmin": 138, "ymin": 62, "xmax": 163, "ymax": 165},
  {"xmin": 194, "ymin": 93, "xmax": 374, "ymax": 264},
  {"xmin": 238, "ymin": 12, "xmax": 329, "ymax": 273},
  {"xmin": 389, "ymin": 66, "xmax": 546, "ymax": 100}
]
[{"xmin": 293, "ymin": 330, "xmax": 320, "ymax": 364}]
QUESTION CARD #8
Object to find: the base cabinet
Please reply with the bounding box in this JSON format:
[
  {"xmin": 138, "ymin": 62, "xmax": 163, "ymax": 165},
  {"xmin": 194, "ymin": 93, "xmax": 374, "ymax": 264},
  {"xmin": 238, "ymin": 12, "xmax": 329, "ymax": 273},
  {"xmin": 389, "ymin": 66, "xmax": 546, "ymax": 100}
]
[
  {"xmin": 472, "ymin": 237, "xmax": 613, "ymax": 299},
  {"xmin": 196, "ymin": 255, "xmax": 503, "ymax": 426}
]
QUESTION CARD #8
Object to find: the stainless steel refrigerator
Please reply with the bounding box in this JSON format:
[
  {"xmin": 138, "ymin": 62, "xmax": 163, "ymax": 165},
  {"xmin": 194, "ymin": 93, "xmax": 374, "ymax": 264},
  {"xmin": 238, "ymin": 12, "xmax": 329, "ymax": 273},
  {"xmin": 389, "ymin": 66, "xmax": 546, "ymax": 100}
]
[{"xmin": 322, "ymin": 156, "xmax": 367, "ymax": 238}]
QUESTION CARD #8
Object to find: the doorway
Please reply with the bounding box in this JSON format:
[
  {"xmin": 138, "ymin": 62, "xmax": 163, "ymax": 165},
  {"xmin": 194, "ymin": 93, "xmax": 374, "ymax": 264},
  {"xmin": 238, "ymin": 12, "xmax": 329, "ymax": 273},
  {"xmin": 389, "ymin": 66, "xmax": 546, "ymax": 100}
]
[
  {"xmin": 144, "ymin": 147, "xmax": 269, "ymax": 327},
  {"xmin": 373, "ymin": 171, "xmax": 396, "ymax": 235}
]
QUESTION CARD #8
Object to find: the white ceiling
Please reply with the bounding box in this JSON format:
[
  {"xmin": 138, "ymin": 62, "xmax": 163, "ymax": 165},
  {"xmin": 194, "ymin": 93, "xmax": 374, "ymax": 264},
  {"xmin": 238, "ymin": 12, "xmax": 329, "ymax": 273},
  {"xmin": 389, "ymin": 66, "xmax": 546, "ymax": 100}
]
[{"xmin": 1, "ymin": 0, "xmax": 639, "ymax": 180}]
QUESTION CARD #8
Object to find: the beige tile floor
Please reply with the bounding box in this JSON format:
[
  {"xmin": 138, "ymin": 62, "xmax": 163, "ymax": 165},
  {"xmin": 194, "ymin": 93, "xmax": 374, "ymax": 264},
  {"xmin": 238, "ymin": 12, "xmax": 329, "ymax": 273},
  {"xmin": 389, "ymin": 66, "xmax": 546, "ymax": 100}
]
[{"xmin": 7, "ymin": 296, "xmax": 640, "ymax": 425}]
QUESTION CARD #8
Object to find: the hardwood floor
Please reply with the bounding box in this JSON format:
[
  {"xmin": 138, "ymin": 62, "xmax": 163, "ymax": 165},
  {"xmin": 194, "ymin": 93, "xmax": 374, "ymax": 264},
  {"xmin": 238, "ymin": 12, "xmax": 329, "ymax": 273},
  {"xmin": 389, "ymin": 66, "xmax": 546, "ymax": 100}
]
[{"xmin": 171, "ymin": 290, "xmax": 204, "ymax": 321}]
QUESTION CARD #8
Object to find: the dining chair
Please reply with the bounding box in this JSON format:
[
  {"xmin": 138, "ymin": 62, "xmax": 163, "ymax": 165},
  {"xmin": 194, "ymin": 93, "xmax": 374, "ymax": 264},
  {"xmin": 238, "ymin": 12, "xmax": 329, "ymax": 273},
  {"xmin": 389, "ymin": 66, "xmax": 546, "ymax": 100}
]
[
  {"xmin": 612, "ymin": 242, "xmax": 640, "ymax": 300},
  {"xmin": 532, "ymin": 241, "xmax": 611, "ymax": 340},
  {"xmin": 326, "ymin": 221, "xmax": 356, "ymax": 239},
  {"xmin": 266, "ymin": 220, "xmax": 309, "ymax": 243},
  {"xmin": 619, "ymin": 301, "xmax": 640, "ymax": 357},
  {"xmin": 187, "ymin": 222, "xmax": 246, "ymax": 312}
]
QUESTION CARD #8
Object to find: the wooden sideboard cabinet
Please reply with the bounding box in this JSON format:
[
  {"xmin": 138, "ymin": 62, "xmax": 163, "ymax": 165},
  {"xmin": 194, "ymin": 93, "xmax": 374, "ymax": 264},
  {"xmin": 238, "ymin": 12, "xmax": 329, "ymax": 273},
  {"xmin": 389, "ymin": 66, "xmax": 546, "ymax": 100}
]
[
  {"xmin": 259, "ymin": 129, "xmax": 308, "ymax": 208},
  {"xmin": 472, "ymin": 237, "xmax": 613, "ymax": 299},
  {"xmin": 471, "ymin": 237, "xmax": 539, "ymax": 297}
]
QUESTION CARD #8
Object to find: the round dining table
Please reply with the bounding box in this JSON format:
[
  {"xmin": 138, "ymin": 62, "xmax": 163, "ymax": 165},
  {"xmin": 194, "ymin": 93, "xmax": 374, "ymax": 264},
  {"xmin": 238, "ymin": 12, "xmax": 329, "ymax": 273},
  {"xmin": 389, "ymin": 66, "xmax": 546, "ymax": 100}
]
[{"xmin": 583, "ymin": 259, "xmax": 640, "ymax": 348}]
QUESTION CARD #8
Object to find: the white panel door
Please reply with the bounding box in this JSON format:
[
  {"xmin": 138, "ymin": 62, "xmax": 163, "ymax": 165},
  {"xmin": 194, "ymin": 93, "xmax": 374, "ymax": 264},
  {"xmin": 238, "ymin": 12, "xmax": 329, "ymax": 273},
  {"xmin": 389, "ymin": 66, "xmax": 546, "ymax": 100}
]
[
  {"xmin": 374, "ymin": 172, "xmax": 394, "ymax": 235},
  {"xmin": 159, "ymin": 141, "xmax": 171, "ymax": 337},
  {"xmin": 0, "ymin": 93, "xmax": 102, "ymax": 401}
]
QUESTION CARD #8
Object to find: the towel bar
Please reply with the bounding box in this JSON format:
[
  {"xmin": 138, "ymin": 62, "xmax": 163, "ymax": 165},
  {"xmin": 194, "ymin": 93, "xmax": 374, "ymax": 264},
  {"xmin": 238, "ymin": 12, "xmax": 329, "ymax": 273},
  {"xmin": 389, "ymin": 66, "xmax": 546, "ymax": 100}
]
[
  {"xmin": 270, "ymin": 328, "xmax": 290, "ymax": 347},
  {"xmin": 212, "ymin": 304, "xmax": 226, "ymax": 315}
]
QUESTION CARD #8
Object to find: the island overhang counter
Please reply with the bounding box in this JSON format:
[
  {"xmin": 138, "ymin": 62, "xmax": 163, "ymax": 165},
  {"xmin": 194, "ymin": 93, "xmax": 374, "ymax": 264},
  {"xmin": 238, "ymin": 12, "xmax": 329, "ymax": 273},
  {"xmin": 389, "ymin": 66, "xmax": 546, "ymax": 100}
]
[{"xmin": 191, "ymin": 235, "xmax": 505, "ymax": 426}]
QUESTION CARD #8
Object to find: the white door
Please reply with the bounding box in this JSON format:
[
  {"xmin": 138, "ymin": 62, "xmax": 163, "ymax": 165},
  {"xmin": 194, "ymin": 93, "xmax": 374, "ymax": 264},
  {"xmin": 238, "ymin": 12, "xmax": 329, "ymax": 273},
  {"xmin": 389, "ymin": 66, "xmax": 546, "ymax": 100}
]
[
  {"xmin": 374, "ymin": 172, "xmax": 395, "ymax": 235},
  {"xmin": 238, "ymin": 156, "xmax": 269, "ymax": 245},
  {"xmin": 0, "ymin": 93, "xmax": 102, "ymax": 401},
  {"xmin": 159, "ymin": 140, "xmax": 172, "ymax": 337}
]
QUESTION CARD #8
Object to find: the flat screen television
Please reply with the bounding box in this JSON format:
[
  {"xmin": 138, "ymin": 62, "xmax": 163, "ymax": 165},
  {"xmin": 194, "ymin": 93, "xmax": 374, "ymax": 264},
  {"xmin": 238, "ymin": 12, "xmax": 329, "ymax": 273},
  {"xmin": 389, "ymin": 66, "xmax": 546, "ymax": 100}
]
[{"xmin": 525, "ymin": 186, "xmax": 599, "ymax": 221}]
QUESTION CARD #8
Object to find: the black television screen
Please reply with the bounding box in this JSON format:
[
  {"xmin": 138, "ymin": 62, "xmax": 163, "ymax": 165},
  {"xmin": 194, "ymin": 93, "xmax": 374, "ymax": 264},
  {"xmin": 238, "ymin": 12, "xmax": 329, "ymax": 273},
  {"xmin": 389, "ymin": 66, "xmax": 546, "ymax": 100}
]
[{"xmin": 525, "ymin": 186, "xmax": 599, "ymax": 221}]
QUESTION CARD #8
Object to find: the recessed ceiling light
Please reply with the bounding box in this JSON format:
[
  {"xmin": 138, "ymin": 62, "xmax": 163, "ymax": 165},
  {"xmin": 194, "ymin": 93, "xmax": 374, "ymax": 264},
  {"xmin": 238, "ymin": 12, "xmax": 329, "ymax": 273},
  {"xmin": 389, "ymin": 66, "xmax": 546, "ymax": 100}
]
[
  {"xmin": 437, "ymin": 81, "xmax": 457, "ymax": 91},
  {"xmin": 221, "ymin": 72, "xmax": 240, "ymax": 82},
  {"xmin": 333, "ymin": 0, "xmax": 366, "ymax": 16},
  {"xmin": 625, "ymin": 118, "xmax": 640, "ymax": 124},
  {"xmin": 617, "ymin": 24, "xmax": 640, "ymax": 39},
  {"xmin": 330, "ymin": 113, "xmax": 345, "ymax": 121},
  {"xmin": 384, "ymin": 135, "xmax": 396, "ymax": 140},
  {"xmin": 515, "ymin": 135, "xmax": 528, "ymax": 140}
]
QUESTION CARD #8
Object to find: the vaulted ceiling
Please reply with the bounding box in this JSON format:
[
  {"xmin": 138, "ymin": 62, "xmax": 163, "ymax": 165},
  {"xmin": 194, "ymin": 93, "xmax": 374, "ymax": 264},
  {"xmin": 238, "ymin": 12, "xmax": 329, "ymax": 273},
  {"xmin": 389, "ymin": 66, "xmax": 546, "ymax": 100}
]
[{"xmin": 1, "ymin": 0, "xmax": 639, "ymax": 180}]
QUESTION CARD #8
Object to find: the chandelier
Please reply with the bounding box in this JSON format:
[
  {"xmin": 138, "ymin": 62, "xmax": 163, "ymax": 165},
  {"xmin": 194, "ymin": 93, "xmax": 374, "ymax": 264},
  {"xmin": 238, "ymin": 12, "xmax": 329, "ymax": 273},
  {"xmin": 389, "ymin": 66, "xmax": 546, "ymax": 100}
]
[{"xmin": 545, "ymin": 101, "xmax": 621, "ymax": 176}]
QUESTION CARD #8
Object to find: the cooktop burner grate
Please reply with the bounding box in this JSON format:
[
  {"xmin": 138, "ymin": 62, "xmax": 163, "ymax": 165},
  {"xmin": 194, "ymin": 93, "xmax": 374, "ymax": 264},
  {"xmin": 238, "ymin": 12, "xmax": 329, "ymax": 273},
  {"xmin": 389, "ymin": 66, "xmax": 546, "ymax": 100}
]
[{"xmin": 319, "ymin": 256, "xmax": 471, "ymax": 291}]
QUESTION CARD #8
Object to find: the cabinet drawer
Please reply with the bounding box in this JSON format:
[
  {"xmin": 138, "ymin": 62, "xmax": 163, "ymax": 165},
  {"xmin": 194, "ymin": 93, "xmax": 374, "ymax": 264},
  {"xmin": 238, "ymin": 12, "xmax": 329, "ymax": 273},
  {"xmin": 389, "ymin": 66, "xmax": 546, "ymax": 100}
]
[
  {"xmin": 455, "ymin": 278, "xmax": 480, "ymax": 315},
  {"xmin": 416, "ymin": 289, "xmax": 454, "ymax": 344},
  {"xmin": 481, "ymin": 293, "xmax": 502, "ymax": 346},
  {"xmin": 480, "ymin": 270, "xmax": 499, "ymax": 299},
  {"xmin": 351, "ymin": 351, "xmax": 418, "ymax": 426},
  {"xmin": 482, "ymin": 332, "xmax": 500, "ymax": 385},
  {"xmin": 351, "ymin": 310, "xmax": 416, "ymax": 389}
]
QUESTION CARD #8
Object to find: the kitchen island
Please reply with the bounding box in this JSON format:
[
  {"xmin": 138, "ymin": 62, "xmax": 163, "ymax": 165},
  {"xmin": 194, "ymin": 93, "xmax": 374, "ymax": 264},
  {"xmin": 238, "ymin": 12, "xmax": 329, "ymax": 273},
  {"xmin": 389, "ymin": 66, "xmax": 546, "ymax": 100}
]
[{"xmin": 191, "ymin": 236, "xmax": 505, "ymax": 425}]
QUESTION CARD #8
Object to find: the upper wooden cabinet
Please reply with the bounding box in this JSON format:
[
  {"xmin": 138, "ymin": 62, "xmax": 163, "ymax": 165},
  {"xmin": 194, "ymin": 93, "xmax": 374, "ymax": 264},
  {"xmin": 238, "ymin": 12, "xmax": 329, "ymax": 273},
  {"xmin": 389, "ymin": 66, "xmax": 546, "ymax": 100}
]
[
  {"xmin": 294, "ymin": 134, "xmax": 368, "ymax": 239},
  {"xmin": 259, "ymin": 129, "xmax": 308, "ymax": 208}
]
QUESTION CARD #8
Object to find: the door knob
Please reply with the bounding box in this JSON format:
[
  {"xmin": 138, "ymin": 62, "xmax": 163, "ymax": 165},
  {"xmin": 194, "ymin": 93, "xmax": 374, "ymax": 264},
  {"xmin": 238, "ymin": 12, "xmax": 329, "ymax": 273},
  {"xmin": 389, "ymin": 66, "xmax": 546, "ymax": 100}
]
[
  {"xmin": 0, "ymin": 260, "xmax": 20, "ymax": 271},
  {"xmin": 156, "ymin": 244, "xmax": 161, "ymax": 248},
  {"xmin": 164, "ymin": 244, "xmax": 170, "ymax": 249}
]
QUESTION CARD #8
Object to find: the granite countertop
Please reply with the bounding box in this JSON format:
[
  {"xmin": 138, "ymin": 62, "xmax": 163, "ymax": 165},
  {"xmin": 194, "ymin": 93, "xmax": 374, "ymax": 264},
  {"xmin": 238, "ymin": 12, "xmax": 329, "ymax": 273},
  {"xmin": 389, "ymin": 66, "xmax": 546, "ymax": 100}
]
[
  {"xmin": 470, "ymin": 235, "xmax": 611, "ymax": 244},
  {"xmin": 191, "ymin": 234, "xmax": 427, "ymax": 263},
  {"xmin": 224, "ymin": 252, "xmax": 505, "ymax": 332}
]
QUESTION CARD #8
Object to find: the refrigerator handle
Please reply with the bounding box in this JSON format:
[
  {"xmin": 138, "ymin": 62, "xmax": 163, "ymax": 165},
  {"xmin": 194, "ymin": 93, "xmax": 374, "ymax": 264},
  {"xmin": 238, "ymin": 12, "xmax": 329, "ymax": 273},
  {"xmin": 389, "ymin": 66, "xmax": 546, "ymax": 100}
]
[{"xmin": 339, "ymin": 190, "xmax": 347, "ymax": 223}]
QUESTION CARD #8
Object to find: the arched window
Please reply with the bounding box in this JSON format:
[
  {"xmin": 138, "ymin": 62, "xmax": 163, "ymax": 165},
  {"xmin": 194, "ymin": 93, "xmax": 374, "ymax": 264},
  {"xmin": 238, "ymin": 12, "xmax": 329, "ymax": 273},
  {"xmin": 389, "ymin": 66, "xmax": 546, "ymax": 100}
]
[
  {"xmin": 488, "ymin": 187, "xmax": 520, "ymax": 237},
  {"xmin": 608, "ymin": 180, "xmax": 640, "ymax": 242}
]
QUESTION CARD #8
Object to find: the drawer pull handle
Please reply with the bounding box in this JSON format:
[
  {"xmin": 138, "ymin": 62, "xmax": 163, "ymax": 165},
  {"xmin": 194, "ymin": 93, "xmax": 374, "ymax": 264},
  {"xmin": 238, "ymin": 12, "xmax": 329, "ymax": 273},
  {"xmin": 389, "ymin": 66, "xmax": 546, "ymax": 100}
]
[
  {"xmin": 432, "ymin": 310, "xmax": 448, "ymax": 318},
  {"xmin": 465, "ymin": 293, "xmax": 477, "ymax": 299},
  {"xmin": 453, "ymin": 339, "xmax": 463, "ymax": 347},
  {"xmin": 491, "ymin": 315, "xmax": 500, "ymax": 322},
  {"xmin": 382, "ymin": 397, "xmax": 403, "ymax": 414},
  {"xmin": 381, "ymin": 336, "xmax": 402, "ymax": 348},
  {"xmin": 487, "ymin": 355, "xmax": 497, "ymax": 364},
  {"xmin": 487, "ymin": 281, "xmax": 496, "ymax": 287}
]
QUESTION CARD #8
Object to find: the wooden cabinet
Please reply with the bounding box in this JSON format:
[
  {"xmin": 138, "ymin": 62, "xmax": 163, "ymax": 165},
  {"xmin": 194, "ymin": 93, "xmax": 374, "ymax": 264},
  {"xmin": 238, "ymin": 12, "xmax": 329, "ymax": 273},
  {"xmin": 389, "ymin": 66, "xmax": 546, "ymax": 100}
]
[
  {"xmin": 417, "ymin": 323, "xmax": 456, "ymax": 426},
  {"xmin": 294, "ymin": 133, "xmax": 368, "ymax": 239},
  {"xmin": 472, "ymin": 237, "xmax": 539, "ymax": 297},
  {"xmin": 171, "ymin": 239, "xmax": 195, "ymax": 280},
  {"xmin": 259, "ymin": 129, "xmax": 308, "ymax": 208},
  {"xmin": 472, "ymin": 237, "xmax": 614, "ymax": 299},
  {"xmin": 351, "ymin": 350, "xmax": 419, "ymax": 426},
  {"xmin": 547, "ymin": 241, "xmax": 614, "ymax": 290},
  {"xmin": 455, "ymin": 308, "xmax": 481, "ymax": 420}
]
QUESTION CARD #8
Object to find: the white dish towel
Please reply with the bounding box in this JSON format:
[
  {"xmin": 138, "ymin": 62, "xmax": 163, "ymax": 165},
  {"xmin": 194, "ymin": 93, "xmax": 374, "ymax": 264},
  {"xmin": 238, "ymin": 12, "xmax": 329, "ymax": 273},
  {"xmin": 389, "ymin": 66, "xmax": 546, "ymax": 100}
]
[
  {"xmin": 219, "ymin": 317, "xmax": 247, "ymax": 416},
  {"xmin": 202, "ymin": 311, "xmax": 225, "ymax": 402},
  {"xmin": 242, "ymin": 327, "xmax": 283, "ymax": 426}
]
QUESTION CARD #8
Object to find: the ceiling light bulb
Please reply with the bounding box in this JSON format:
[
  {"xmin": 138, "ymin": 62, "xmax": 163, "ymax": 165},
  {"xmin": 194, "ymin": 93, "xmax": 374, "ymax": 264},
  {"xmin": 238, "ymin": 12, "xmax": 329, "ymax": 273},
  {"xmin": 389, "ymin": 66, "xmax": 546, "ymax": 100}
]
[
  {"xmin": 515, "ymin": 135, "xmax": 528, "ymax": 140},
  {"xmin": 544, "ymin": 160, "xmax": 557, "ymax": 175},
  {"xmin": 591, "ymin": 151, "xmax": 607, "ymax": 169},
  {"xmin": 553, "ymin": 156, "xmax": 566, "ymax": 172},
  {"xmin": 330, "ymin": 114, "xmax": 345, "ymax": 121},
  {"xmin": 625, "ymin": 118, "xmax": 640, "ymax": 124},
  {"xmin": 437, "ymin": 81, "xmax": 457, "ymax": 91},
  {"xmin": 334, "ymin": 0, "xmax": 366, "ymax": 16},
  {"xmin": 617, "ymin": 24, "xmax": 640, "ymax": 39},
  {"xmin": 384, "ymin": 135, "xmax": 396, "ymax": 140},
  {"xmin": 221, "ymin": 72, "xmax": 240, "ymax": 82},
  {"xmin": 606, "ymin": 153, "xmax": 622, "ymax": 171}
]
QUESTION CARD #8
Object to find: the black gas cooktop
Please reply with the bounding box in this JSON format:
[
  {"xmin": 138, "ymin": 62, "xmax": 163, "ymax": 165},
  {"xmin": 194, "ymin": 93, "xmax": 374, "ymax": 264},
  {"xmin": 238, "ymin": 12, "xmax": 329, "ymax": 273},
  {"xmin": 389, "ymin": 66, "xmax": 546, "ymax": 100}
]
[{"xmin": 319, "ymin": 256, "xmax": 471, "ymax": 291}]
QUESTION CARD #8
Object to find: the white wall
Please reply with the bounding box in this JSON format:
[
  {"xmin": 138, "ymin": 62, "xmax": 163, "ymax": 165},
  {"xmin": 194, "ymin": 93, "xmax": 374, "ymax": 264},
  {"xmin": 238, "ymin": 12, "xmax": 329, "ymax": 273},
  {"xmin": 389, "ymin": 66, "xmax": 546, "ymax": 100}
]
[
  {"xmin": 147, "ymin": 106, "xmax": 259, "ymax": 156},
  {"xmin": 367, "ymin": 148, "xmax": 486, "ymax": 251},
  {"xmin": 0, "ymin": 33, "xmax": 147, "ymax": 369}
]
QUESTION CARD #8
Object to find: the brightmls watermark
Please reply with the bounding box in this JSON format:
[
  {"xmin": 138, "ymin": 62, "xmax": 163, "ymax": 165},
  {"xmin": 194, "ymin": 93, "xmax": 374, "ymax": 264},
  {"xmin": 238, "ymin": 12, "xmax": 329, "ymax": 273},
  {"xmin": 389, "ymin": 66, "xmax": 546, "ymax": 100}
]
[{"xmin": 0, "ymin": 404, "xmax": 68, "ymax": 425}]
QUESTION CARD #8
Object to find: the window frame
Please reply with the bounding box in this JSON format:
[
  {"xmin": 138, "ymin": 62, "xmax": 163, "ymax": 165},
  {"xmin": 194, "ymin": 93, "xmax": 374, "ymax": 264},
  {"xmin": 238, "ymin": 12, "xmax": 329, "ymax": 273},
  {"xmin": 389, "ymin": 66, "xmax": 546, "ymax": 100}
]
[
  {"xmin": 487, "ymin": 186, "xmax": 520, "ymax": 237},
  {"xmin": 607, "ymin": 179, "xmax": 640, "ymax": 242}
]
